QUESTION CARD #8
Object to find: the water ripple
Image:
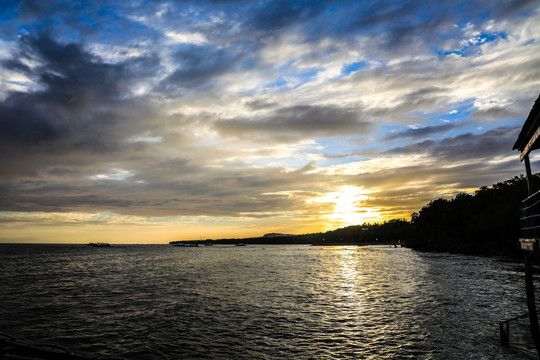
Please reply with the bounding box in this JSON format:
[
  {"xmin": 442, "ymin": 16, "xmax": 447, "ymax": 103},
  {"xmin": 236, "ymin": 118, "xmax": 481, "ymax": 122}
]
[{"xmin": 0, "ymin": 244, "xmax": 535, "ymax": 359}]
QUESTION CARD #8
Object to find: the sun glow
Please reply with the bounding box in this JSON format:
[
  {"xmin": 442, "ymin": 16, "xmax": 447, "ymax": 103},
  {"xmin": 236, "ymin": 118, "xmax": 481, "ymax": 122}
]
[{"xmin": 310, "ymin": 186, "xmax": 382, "ymax": 226}]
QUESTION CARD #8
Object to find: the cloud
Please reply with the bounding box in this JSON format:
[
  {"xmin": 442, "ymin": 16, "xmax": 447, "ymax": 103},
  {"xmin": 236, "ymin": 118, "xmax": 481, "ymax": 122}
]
[
  {"xmin": 246, "ymin": 0, "xmax": 327, "ymax": 33},
  {"xmin": 158, "ymin": 43, "xmax": 245, "ymax": 93},
  {"xmin": 0, "ymin": 0, "xmax": 539, "ymax": 241},
  {"xmin": 386, "ymin": 123, "xmax": 458, "ymax": 140},
  {"xmin": 244, "ymin": 99, "xmax": 278, "ymax": 110},
  {"xmin": 1, "ymin": 34, "xmax": 139, "ymax": 140},
  {"xmin": 0, "ymin": 33, "xmax": 163, "ymax": 176},
  {"xmin": 165, "ymin": 31, "xmax": 208, "ymax": 45},
  {"xmin": 385, "ymin": 126, "xmax": 521, "ymax": 162},
  {"xmin": 215, "ymin": 105, "xmax": 373, "ymax": 142}
]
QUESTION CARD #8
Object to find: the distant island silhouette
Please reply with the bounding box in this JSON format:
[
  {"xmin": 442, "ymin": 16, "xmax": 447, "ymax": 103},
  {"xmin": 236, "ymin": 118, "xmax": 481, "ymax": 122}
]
[{"xmin": 171, "ymin": 174, "xmax": 531, "ymax": 258}]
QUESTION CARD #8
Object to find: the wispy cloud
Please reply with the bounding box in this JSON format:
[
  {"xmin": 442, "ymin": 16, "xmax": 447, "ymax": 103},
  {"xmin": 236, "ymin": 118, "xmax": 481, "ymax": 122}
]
[
  {"xmin": 0, "ymin": 0, "xmax": 539, "ymax": 242},
  {"xmin": 386, "ymin": 123, "xmax": 458, "ymax": 140}
]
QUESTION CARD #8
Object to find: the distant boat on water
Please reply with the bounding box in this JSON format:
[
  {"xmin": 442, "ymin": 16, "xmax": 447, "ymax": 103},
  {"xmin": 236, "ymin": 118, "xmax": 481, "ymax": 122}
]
[
  {"xmin": 235, "ymin": 243, "xmax": 246, "ymax": 246},
  {"xmin": 88, "ymin": 242, "xmax": 111, "ymax": 247}
]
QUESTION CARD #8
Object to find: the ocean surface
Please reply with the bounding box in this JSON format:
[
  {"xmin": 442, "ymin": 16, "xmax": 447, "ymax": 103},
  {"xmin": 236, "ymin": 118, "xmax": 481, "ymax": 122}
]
[{"xmin": 0, "ymin": 244, "xmax": 537, "ymax": 359}]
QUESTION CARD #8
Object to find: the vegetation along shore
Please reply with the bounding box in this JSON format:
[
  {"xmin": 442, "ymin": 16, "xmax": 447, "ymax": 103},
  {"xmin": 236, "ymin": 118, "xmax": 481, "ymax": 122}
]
[{"xmin": 172, "ymin": 174, "xmax": 533, "ymax": 258}]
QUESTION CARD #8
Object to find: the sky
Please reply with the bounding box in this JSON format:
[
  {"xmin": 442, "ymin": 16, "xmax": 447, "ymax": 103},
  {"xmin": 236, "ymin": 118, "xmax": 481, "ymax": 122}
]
[{"xmin": 0, "ymin": 0, "xmax": 539, "ymax": 244}]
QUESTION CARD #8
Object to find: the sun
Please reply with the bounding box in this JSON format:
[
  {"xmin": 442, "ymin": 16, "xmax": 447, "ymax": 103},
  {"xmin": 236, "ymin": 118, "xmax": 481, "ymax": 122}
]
[{"xmin": 310, "ymin": 186, "xmax": 383, "ymax": 226}]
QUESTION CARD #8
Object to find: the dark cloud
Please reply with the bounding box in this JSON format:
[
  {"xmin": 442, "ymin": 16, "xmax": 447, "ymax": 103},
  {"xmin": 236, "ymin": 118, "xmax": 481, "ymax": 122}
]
[
  {"xmin": 494, "ymin": 0, "xmax": 538, "ymax": 17},
  {"xmin": 342, "ymin": 1, "xmax": 451, "ymax": 50},
  {"xmin": 385, "ymin": 126, "xmax": 521, "ymax": 161},
  {"xmin": 0, "ymin": 33, "xmax": 162, "ymax": 180},
  {"xmin": 9, "ymin": 0, "xmax": 539, "ymax": 58},
  {"xmin": 471, "ymin": 106, "xmax": 517, "ymax": 121},
  {"xmin": 386, "ymin": 123, "xmax": 457, "ymax": 140},
  {"xmin": 0, "ymin": 0, "xmax": 537, "ymax": 235},
  {"xmin": 292, "ymin": 0, "xmax": 538, "ymax": 57},
  {"xmin": 0, "ymin": 103, "xmax": 66, "ymax": 143},
  {"xmin": 215, "ymin": 105, "xmax": 372, "ymax": 141},
  {"xmin": 247, "ymin": 0, "xmax": 328, "ymax": 33},
  {"xmin": 1, "ymin": 34, "xmax": 122, "ymax": 143},
  {"xmin": 0, "ymin": 193, "xmax": 137, "ymax": 214},
  {"xmin": 402, "ymin": 87, "xmax": 448, "ymax": 107},
  {"xmin": 366, "ymin": 85, "xmax": 453, "ymax": 123},
  {"xmin": 383, "ymin": 140, "xmax": 436, "ymax": 155},
  {"xmin": 3, "ymin": 1, "xmax": 156, "ymax": 43},
  {"xmin": 245, "ymin": 99, "xmax": 278, "ymax": 110},
  {"xmin": 164, "ymin": 0, "xmax": 449, "ymax": 55},
  {"xmin": 0, "ymin": 162, "xmax": 328, "ymax": 217},
  {"xmin": 159, "ymin": 44, "xmax": 244, "ymax": 93}
]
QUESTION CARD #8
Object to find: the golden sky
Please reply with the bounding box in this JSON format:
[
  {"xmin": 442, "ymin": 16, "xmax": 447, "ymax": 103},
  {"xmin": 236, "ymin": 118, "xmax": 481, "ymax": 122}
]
[{"xmin": 1, "ymin": 1, "xmax": 539, "ymax": 243}]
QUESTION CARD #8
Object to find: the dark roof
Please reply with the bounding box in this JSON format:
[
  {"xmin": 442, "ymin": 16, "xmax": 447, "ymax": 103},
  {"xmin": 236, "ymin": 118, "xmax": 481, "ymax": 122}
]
[{"xmin": 513, "ymin": 94, "xmax": 540, "ymax": 153}]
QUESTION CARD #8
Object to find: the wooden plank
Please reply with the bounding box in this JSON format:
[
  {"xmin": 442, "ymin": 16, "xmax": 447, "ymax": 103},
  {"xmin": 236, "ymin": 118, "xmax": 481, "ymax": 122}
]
[
  {"xmin": 525, "ymin": 155, "xmax": 534, "ymax": 195},
  {"xmin": 523, "ymin": 189, "xmax": 540, "ymax": 203},
  {"xmin": 520, "ymin": 114, "xmax": 540, "ymax": 161}
]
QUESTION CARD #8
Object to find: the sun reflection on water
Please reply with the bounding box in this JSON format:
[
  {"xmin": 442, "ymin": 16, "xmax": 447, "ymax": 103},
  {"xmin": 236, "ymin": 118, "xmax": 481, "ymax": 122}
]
[
  {"xmin": 335, "ymin": 247, "xmax": 362, "ymax": 297},
  {"xmin": 0, "ymin": 245, "xmax": 527, "ymax": 359},
  {"xmin": 318, "ymin": 246, "xmax": 367, "ymax": 343}
]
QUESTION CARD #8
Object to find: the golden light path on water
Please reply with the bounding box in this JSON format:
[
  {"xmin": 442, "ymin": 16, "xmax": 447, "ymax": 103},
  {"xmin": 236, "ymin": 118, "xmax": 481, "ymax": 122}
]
[{"xmin": 0, "ymin": 244, "xmax": 531, "ymax": 358}]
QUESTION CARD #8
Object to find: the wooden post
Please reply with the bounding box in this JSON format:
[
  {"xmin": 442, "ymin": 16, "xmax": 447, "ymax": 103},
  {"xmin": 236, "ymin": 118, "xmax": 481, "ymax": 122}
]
[
  {"xmin": 525, "ymin": 154, "xmax": 534, "ymax": 195},
  {"xmin": 500, "ymin": 321, "xmax": 510, "ymax": 347},
  {"xmin": 524, "ymin": 251, "xmax": 540, "ymax": 358}
]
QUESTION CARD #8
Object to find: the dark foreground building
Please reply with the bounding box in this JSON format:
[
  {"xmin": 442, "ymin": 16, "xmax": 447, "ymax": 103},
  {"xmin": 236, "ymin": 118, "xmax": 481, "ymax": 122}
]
[{"xmin": 509, "ymin": 93, "xmax": 540, "ymax": 358}]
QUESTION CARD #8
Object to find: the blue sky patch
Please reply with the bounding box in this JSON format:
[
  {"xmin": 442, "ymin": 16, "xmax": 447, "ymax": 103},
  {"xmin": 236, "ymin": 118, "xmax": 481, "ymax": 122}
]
[{"xmin": 342, "ymin": 61, "xmax": 367, "ymax": 75}]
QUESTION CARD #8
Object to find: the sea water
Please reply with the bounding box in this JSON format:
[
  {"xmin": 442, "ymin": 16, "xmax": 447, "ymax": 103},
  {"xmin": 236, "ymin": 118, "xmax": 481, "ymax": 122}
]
[{"xmin": 0, "ymin": 244, "xmax": 535, "ymax": 359}]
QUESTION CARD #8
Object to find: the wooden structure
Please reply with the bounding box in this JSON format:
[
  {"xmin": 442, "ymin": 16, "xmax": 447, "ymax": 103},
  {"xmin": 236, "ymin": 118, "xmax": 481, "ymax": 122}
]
[{"xmin": 512, "ymin": 93, "xmax": 540, "ymax": 357}]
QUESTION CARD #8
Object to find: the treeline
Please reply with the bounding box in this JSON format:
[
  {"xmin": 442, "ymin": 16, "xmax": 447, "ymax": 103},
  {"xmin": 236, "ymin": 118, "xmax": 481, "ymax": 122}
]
[
  {"xmin": 187, "ymin": 219, "xmax": 414, "ymax": 246},
  {"xmin": 408, "ymin": 174, "xmax": 532, "ymax": 257},
  {"xmin": 174, "ymin": 174, "xmax": 533, "ymax": 257},
  {"xmin": 309, "ymin": 219, "xmax": 413, "ymax": 245}
]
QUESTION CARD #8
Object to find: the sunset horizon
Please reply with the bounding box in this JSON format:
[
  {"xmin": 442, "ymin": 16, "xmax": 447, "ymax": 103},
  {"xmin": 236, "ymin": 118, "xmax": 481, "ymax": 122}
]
[{"xmin": 1, "ymin": 1, "xmax": 539, "ymax": 244}]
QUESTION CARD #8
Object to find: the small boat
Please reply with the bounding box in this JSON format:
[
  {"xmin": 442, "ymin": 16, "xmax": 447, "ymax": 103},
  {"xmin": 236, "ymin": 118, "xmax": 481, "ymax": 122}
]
[
  {"xmin": 88, "ymin": 242, "xmax": 111, "ymax": 247},
  {"xmin": 235, "ymin": 243, "xmax": 246, "ymax": 246}
]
